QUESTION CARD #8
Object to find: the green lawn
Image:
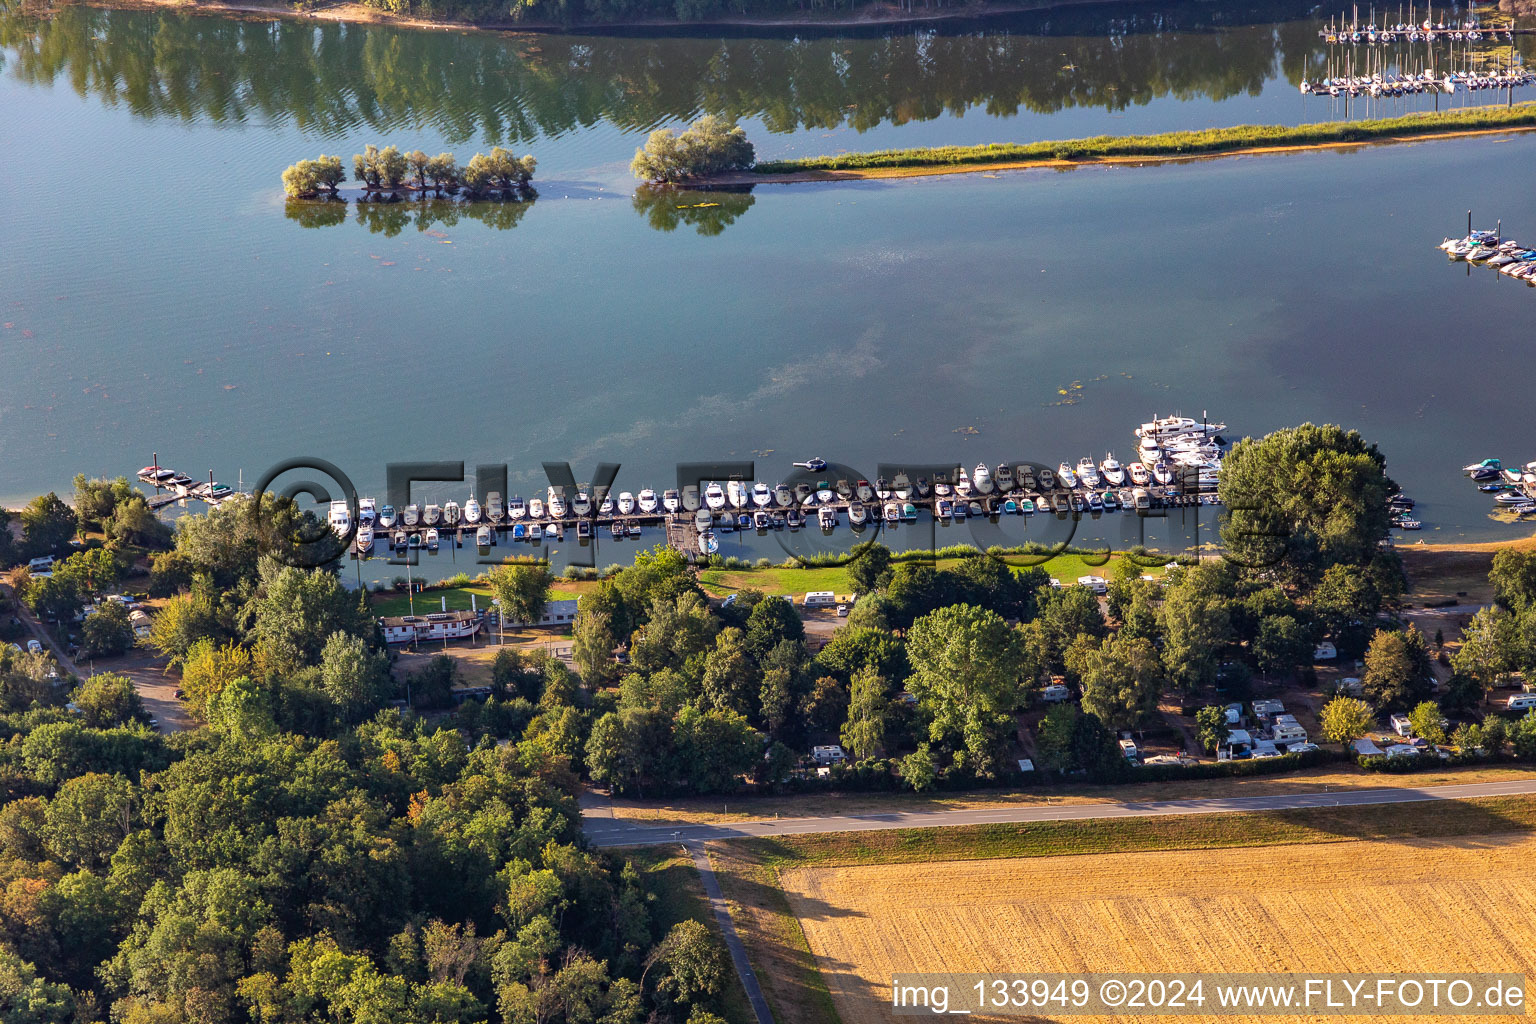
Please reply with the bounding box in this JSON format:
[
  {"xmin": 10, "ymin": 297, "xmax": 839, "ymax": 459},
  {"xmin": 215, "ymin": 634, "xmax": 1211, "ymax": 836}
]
[
  {"xmin": 369, "ymin": 582, "xmax": 586, "ymax": 618},
  {"xmin": 698, "ymin": 552, "xmax": 1168, "ymax": 599}
]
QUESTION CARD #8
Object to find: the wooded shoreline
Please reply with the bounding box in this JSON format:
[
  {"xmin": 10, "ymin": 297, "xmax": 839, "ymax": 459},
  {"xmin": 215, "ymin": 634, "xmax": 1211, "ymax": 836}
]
[{"xmin": 73, "ymin": 0, "xmax": 1200, "ymax": 36}]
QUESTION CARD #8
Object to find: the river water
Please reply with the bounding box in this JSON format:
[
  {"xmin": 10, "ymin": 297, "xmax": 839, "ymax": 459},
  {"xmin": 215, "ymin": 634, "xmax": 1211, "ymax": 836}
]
[{"xmin": 3, "ymin": 0, "xmax": 1534, "ymax": 574}]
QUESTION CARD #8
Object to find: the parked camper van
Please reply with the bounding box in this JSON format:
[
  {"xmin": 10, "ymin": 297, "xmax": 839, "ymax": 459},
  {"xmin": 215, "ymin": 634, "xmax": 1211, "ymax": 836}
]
[
  {"xmin": 1507, "ymin": 693, "xmax": 1536, "ymax": 712},
  {"xmin": 811, "ymin": 745, "xmax": 847, "ymax": 765}
]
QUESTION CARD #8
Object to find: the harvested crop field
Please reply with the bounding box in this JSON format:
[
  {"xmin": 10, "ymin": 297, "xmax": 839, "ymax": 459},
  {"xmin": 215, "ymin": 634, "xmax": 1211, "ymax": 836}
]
[{"xmin": 781, "ymin": 833, "xmax": 1536, "ymax": 1023}]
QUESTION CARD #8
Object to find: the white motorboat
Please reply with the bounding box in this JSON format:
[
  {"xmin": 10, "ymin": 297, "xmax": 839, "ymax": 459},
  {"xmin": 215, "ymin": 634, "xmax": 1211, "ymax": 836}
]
[
  {"xmin": 819, "ymin": 506, "xmax": 837, "ymax": 529},
  {"xmin": 358, "ymin": 497, "xmax": 376, "ymax": 523},
  {"xmin": 876, "ymin": 476, "xmax": 893, "ymax": 500},
  {"xmin": 915, "ymin": 476, "xmax": 932, "ymax": 497},
  {"xmin": 508, "ymin": 496, "xmax": 526, "ymax": 520},
  {"xmin": 443, "ymin": 501, "xmax": 461, "ymax": 526},
  {"xmin": 528, "ymin": 497, "xmax": 545, "ymax": 519},
  {"xmin": 1100, "ymin": 454, "xmax": 1126, "ymax": 486},
  {"xmin": 954, "ymin": 469, "xmax": 971, "ymax": 497},
  {"xmin": 1136, "ymin": 414, "xmax": 1226, "ymax": 439},
  {"xmin": 705, "ymin": 483, "xmax": 727, "ymax": 510},
  {"xmin": 855, "ymin": 479, "xmax": 875, "ymax": 501},
  {"xmin": 849, "ymin": 501, "xmax": 868, "ymax": 525},
  {"xmin": 893, "ymin": 473, "xmax": 913, "ymax": 499},
  {"xmin": 662, "ymin": 489, "xmax": 681, "ymax": 512},
  {"xmin": 884, "ymin": 502, "xmax": 901, "ymax": 522},
  {"xmin": 816, "ymin": 483, "xmax": 835, "ymax": 504},
  {"xmin": 476, "ymin": 525, "xmax": 492, "ymax": 546},
  {"xmin": 425, "ymin": 528, "xmax": 440, "ymax": 551},
  {"xmin": 328, "ymin": 500, "xmax": 352, "ymax": 538},
  {"xmin": 695, "ymin": 507, "xmax": 713, "ymax": 528},
  {"xmin": 1076, "ymin": 458, "xmax": 1101, "ymax": 488},
  {"xmin": 464, "ymin": 498, "xmax": 482, "ymax": 523},
  {"xmin": 423, "ymin": 503, "xmax": 442, "ymax": 526},
  {"xmin": 727, "ymin": 481, "xmax": 748, "ymax": 509},
  {"xmin": 528, "ymin": 524, "xmax": 542, "ymax": 541},
  {"xmin": 379, "ymin": 504, "xmax": 397, "ymax": 528},
  {"xmin": 995, "ymin": 464, "xmax": 1015, "ymax": 492},
  {"xmin": 618, "ymin": 491, "xmax": 637, "ymax": 515},
  {"xmin": 546, "ymin": 488, "xmax": 566, "ymax": 518},
  {"xmin": 699, "ymin": 530, "xmax": 719, "ymax": 555},
  {"xmin": 599, "ymin": 494, "xmax": 615, "ymax": 515},
  {"xmin": 754, "ymin": 510, "xmax": 771, "ymax": 530},
  {"xmin": 1151, "ymin": 462, "xmax": 1175, "ymax": 486},
  {"xmin": 638, "ymin": 489, "xmax": 660, "ymax": 513},
  {"xmin": 751, "ymin": 482, "xmax": 773, "ymax": 507},
  {"xmin": 774, "ymin": 483, "xmax": 793, "ymax": 506},
  {"xmin": 486, "ymin": 493, "xmax": 504, "ymax": 522},
  {"xmin": 682, "ymin": 485, "xmax": 701, "ymax": 511},
  {"xmin": 547, "ymin": 522, "xmax": 564, "ymax": 540},
  {"xmin": 393, "ymin": 530, "xmax": 407, "ymax": 550},
  {"xmin": 973, "ymin": 463, "xmax": 994, "ymax": 494},
  {"xmin": 836, "ymin": 479, "xmax": 854, "ymax": 501},
  {"xmin": 1038, "ymin": 468, "xmax": 1056, "ymax": 490},
  {"xmin": 356, "ymin": 523, "xmax": 374, "ymax": 552},
  {"xmin": 1057, "ymin": 463, "xmax": 1078, "ymax": 489},
  {"xmin": 403, "ymin": 503, "xmax": 420, "ymax": 526},
  {"xmin": 1128, "ymin": 462, "xmax": 1150, "ymax": 487},
  {"xmin": 571, "ymin": 491, "xmax": 591, "ymax": 517}
]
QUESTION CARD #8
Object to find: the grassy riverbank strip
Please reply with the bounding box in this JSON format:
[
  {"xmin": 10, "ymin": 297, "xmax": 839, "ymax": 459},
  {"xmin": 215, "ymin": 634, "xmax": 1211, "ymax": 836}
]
[{"xmin": 749, "ymin": 103, "xmax": 1536, "ymax": 178}]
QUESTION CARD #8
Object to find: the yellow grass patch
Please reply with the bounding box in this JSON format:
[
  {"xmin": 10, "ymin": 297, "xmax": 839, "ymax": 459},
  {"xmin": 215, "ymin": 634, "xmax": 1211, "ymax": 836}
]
[{"xmin": 781, "ymin": 834, "xmax": 1536, "ymax": 1023}]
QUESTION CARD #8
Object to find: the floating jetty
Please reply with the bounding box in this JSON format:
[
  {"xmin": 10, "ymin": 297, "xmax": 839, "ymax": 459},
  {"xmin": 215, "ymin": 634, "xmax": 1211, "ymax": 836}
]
[
  {"xmin": 136, "ymin": 454, "xmax": 243, "ymax": 510},
  {"xmin": 1437, "ymin": 214, "xmax": 1536, "ymax": 289}
]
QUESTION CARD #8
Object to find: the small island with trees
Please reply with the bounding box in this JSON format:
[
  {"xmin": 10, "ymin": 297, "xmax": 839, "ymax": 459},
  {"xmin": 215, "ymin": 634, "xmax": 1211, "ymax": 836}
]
[{"xmin": 282, "ymin": 143, "xmax": 537, "ymax": 202}]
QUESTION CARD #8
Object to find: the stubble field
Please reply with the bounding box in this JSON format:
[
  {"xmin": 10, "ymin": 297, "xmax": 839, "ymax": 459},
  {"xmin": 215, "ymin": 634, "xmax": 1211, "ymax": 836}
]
[{"xmin": 781, "ymin": 833, "xmax": 1536, "ymax": 1023}]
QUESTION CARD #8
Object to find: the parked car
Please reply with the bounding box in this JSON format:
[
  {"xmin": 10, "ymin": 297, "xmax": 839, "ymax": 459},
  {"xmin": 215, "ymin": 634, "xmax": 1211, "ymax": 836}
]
[
  {"xmin": 1313, "ymin": 641, "xmax": 1337, "ymax": 661},
  {"xmin": 1041, "ymin": 683, "xmax": 1072, "ymax": 703},
  {"xmin": 26, "ymin": 639, "xmax": 42, "ymax": 655}
]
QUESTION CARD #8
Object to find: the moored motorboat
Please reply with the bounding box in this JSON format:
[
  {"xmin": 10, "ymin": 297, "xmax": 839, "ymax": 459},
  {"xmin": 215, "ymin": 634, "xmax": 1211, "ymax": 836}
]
[
  {"xmin": 508, "ymin": 496, "xmax": 526, "ymax": 520},
  {"xmin": 356, "ymin": 523, "xmax": 374, "ymax": 552},
  {"xmin": 699, "ymin": 530, "xmax": 719, "ymax": 555},
  {"xmin": 1128, "ymin": 462, "xmax": 1151, "ymax": 487},
  {"xmin": 752, "ymin": 482, "xmax": 773, "ymax": 507},
  {"xmin": 599, "ymin": 493, "xmax": 615, "ymax": 516},
  {"xmin": 476, "ymin": 525, "xmax": 493, "ymax": 546},
  {"xmin": 425, "ymin": 528, "xmax": 440, "ymax": 551},
  {"xmin": 1038, "ymin": 468, "xmax": 1057, "ymax": 490},
  {"xmin": 577, "ymin": 520, "xmax": 591, "ymax": 539},
  {"xmin": 529, "ymin": 524, "xmax": 543, "ymax": 541},
  {"xmin": 663, "ymin": 488, "xmax": 681, "ymax": 512},
  {"xmin": 486, "ymin": 493, "xmax": 504, "ymax": 522},
  {"xmin": 682, "ymin": 485, "xmax": 702, "ymax": 511},
  {"xmin": 893, "ymin": 473, "xmax": 913, "ymax": 499},
  {"xmin": 379, "ymin": 504, "xmax": 397, "ymax": 528},
  {"xmin": 443, "ymin": 501, "xmax": 461, "ymax": 526},
  {"xmin": 855, "ymin": 479, "xmax": 874, "ymax": 501},
  {"xmin": 727, "ymin": 481, "xmax": 748, "ymax": 509},
  {"xmin": 402, "ymin": 504, "xmax": 420, "ymax": 526},
  {"xmin": 529, "ymin": 497, "xmax": 545, "ymax": 519},
  {"xmin": 423, "ymin": 503, "xmax": 442, "ymax": 526},
  {"xmin": 836, "ymin": 479, "xmax": 854, "ymax": 501},
  {"xmin": 995, "ymin": 464, "xmax": 1015, "ymax": 492},
  {"xmin": 513, "ymin": 524, "xmax": 526, "ymax": 541},
  {"xmin": 638, "ymin": 489, "xmax": 660, "ymax": 513},
  {"xmin": 465, "ymin": 497, "xmax": 482, "ymax": 523},
  {"xmin": 774, "ymin": 483, "xmax": 793, "ymax": 507},
  {"xmin": 329, "ymin": 500, "xmax": 352, "ymax": 538},
  {"xmin": 546, "ymin": 489, "xmax": 566, "ymax": 518},
  {"xmin": 618, "ymin": 491, "xmax": 637, "ymax": 515},
  {"xmin": 819, "ymin": 506, "xmax": 837, "ymax": 529},
  {"xmin": 705, "ymin": 483, "xmax": 727, "ymax": 510},
  {"xmin": 849, "ymin": 501, "xmax": 869, "ymax": 525},
  {"xmin": 1077, "ymin": 457, "xmax": 1101, "ymax": 488},
  {"xmin": 1057, "ymin": 463, "xmax": 1078, "ymax": 488},
  {"xmin": 754, "ymin": 510, "xmax": 771, "ymax": 530},
  {"xmin": 973, "ymin": 463, "xmax": 994, "ymax": 494},
  {"xmin": 393, "ymin": 530, "xmax": 408, "ymax": 550},
  {"xmin": 571, "ymin": 491, "xmax": 591, "ymax": 517},
  {"xmin": 884, "ymin": 502, "xmax": 901, "ymax": 522},
  {"xmin": 1100, "ymin": 453, "xmax": 1126, "ymax": 486}
]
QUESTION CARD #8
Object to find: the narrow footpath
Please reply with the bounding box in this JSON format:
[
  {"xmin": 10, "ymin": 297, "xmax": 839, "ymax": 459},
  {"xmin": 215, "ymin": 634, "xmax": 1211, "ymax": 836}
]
[{"xmin": 686, "ymin": 842, "xmax": 775, "ymax": 1024}]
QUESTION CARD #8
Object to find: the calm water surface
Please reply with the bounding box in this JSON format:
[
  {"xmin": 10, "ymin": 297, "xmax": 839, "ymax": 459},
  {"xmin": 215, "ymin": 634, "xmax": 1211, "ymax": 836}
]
[{"xmin": 3, "ymin": 0, "xmax": 1534, "ymax": 568}]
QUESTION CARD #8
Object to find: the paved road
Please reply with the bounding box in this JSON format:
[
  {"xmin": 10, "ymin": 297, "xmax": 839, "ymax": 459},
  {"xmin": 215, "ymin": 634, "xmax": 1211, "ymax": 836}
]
[
  {"xmin": 686, "ymin": 842, "xmax": 775, "ymax": 1024},
  {"xmin": 583, "ymin": 778, "xmax": 1536, "ymax": 848},
  {"xmin": 3, "ymin": 582, "xmax": 83, "ymax": 677}
]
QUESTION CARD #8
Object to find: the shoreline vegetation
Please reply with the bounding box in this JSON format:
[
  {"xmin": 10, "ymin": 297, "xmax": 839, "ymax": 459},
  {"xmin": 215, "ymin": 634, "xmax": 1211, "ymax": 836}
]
[
  {"xmin": 710, "ymin": 103, "xmax": 1536, "ymax": 183},
  {"xmin": 75, "ymin": 0, "xmax": 1172, "ymax": 36}
]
